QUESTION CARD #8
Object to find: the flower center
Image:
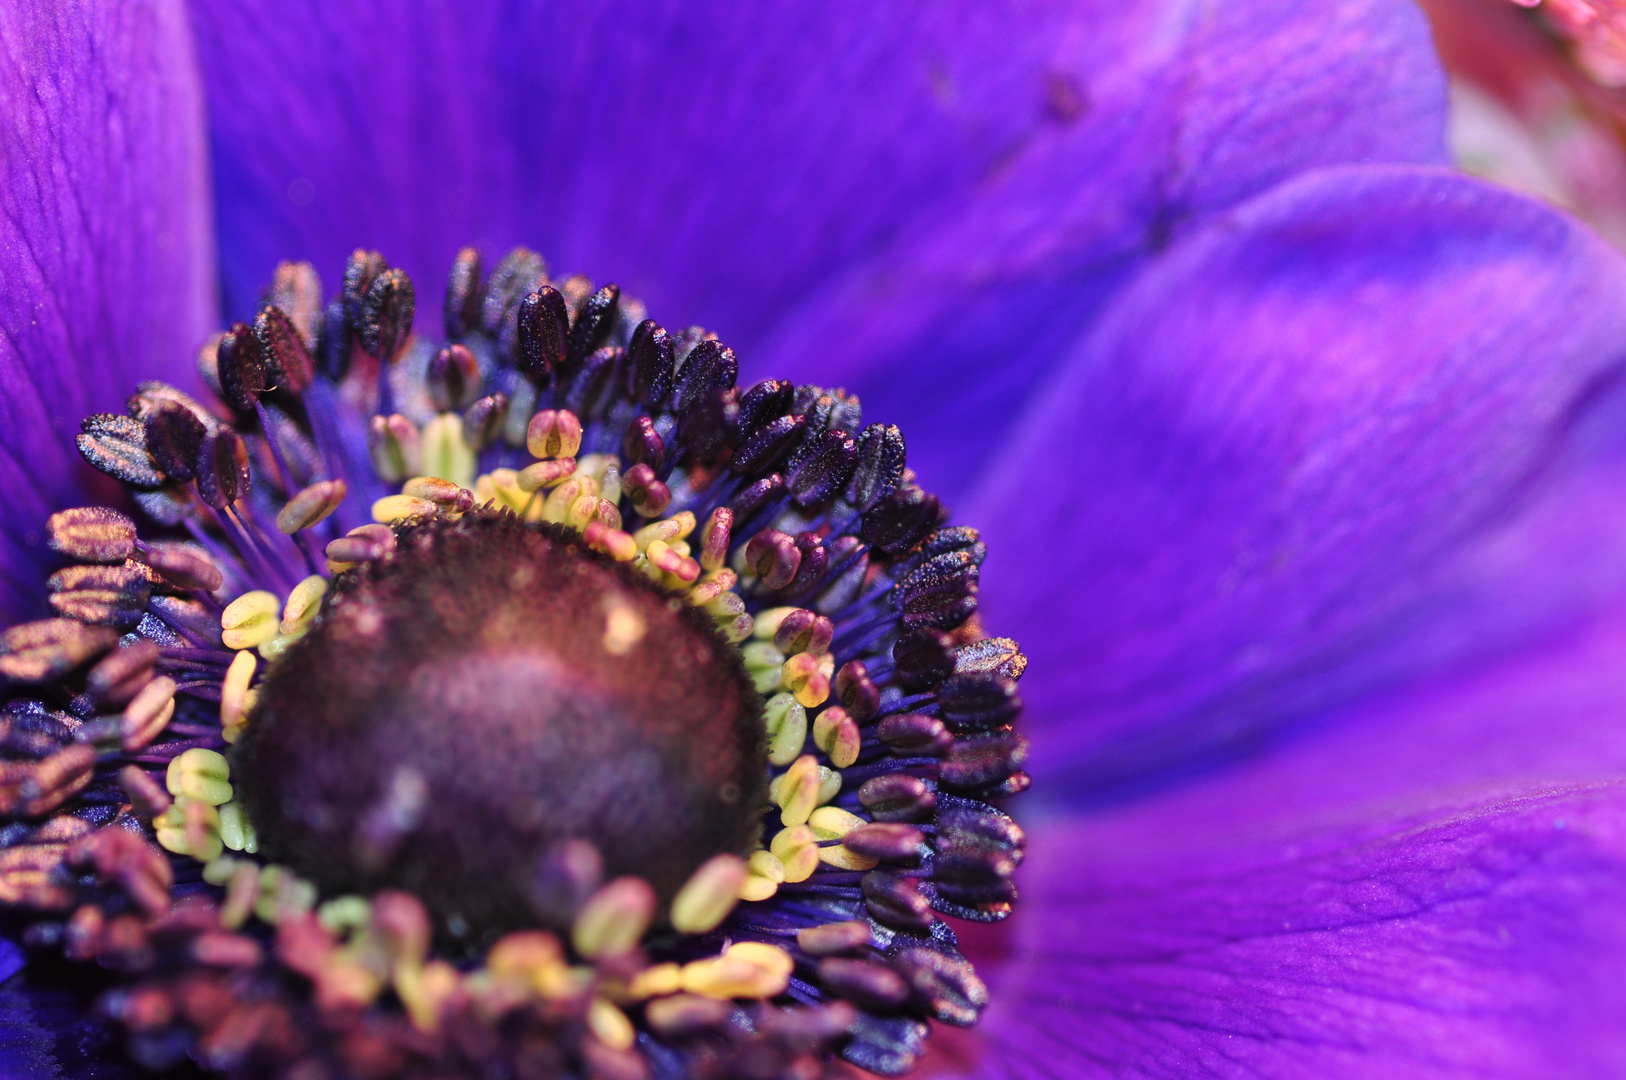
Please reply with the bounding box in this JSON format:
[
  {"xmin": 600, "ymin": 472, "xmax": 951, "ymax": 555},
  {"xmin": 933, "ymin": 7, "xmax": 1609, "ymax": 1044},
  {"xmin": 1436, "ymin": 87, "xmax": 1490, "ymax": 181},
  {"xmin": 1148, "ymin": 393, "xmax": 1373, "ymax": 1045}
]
[
  {"xmin": 233, "ymin": 506, "xmax": 766, "ymax": 938},
  {"xmin": 6, "ymin": 244, "xmax": 1031, "ymax": 1078}
]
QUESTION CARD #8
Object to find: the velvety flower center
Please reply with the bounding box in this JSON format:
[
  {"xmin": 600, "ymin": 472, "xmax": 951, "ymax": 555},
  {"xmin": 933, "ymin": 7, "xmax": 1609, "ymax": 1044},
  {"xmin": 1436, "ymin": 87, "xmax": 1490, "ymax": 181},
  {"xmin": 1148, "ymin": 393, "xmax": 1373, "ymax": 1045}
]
[
  {"xmin": 234, "ymin": 507, "xmax": 768, "ymax": 940},
  {"xmin": 0, "ymin": 244, "xmax": 1029, "ymax": 1078}
]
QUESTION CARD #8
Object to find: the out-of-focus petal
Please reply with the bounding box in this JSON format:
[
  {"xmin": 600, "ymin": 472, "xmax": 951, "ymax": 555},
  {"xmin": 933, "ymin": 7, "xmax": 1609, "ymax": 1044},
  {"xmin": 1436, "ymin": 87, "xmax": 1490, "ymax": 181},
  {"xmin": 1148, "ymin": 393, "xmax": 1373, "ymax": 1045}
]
[
  {"xmin": 971, "ymin": 165, "xmax": 1626, "ymax": 787},
  {"xmin": 972, "ymin": 606, "xmax": 1626, "ymax": 1078},
  {"xmin": 190, "ymin": 0, "xmax": 1442, "ymax": 444},
  {"xmin": 0, "ymin": 958, "xmax": 149, "ymax": 1079},
  {"xmin": 190, "ymin": 0, "xmax": 1173, "ymax": 318},
  {"xmin": 758, "ymin": 0, "xmax": 1448, "ymax": 495},
  {"xmin": 188, "ymin": 0, "xmax": 514, "ymax": 320},
  {"xmin": 0, "ymin": 0, "xmax": 214, "ymax": 623}
]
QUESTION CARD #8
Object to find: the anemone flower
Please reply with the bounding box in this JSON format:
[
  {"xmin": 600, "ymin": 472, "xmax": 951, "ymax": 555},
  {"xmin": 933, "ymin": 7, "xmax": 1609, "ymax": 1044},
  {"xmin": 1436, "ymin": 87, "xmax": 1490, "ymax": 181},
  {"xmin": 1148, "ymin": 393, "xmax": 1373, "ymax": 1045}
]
[{"xmin": 2, "ymin": 0, "xmax": 1626, "ymax": 1077}]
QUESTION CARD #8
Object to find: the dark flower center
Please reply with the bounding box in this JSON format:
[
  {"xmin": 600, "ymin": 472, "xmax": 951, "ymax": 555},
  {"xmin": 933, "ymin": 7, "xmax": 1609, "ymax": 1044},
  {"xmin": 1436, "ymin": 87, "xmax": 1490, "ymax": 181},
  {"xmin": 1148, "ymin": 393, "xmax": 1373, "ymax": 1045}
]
[
  {"xmin": 1, "ymin": 244, "xmax": 1031, "ymax": 1079},
  {"xmin": 232, "ymin": 506, "xmax": 767, "ymax": 938}
]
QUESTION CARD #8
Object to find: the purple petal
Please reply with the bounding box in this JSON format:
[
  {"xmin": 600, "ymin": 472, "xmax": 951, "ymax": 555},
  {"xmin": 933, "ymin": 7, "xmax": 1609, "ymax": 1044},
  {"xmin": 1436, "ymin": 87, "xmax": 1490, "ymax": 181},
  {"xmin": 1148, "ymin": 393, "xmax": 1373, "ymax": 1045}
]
[
  {"xmin": 756, "ymin": 0, "xmax": 1448, "ymax": 496},
  {"xmin": 191, "ymin": 0, "xmax": 1442, "ymax": 408},
  {"xmin": 194, "ymin": 1, "xmax": 1154, "ymax": 320},
  {"xmin": 985, "ymin": 788, "xmax": 1626, "ymax": 1078},
  {"xmin": 0, "ymin": 957, "xmax": 140, "ymax": 1078},
  {"xmin": 974, "ymin": 606, "xmax": 1626, "ymax": 1077},
  {"xmin": 969, "ymin": 166, "xmax": 1626, "ymax": 785},
  {"xmin": 0, "ymin": 0, "xmax": 214, "ymax": 623}
]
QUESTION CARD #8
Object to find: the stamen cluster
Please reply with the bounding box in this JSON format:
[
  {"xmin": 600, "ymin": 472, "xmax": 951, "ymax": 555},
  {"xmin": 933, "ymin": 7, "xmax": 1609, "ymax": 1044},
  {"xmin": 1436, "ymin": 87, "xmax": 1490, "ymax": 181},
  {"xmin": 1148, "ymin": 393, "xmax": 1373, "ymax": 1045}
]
[{"xmin": 0, "ymin": 245, "xmax": 1028, "ymax": 1078}]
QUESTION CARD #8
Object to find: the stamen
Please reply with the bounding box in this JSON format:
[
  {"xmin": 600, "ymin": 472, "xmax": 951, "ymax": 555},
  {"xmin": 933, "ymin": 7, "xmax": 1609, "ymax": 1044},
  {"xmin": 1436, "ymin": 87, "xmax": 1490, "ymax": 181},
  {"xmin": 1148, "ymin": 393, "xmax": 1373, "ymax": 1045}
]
[
  {"xmin": 165, "ymin": 748, "xmax": 233, "ymax": 805},
  {"xmin": 0, "ymin": 618, "xmax": 117, "ymax": 682},
  {"xmin": 669, "ymin": 853, "xmax": 747, "ymax": 933},
  {"xmin": 275, "ymin": 479, "xmax": 348, "ymax": 534},
  {"xmin": 527, "ymin": 408, "xmax": 584, "ymax": 459},
  {"xmin": 14, "ymin": 244, "xmax": 1028, "ymax": 1079},
  {"xmin": 679, "ymin": 941, "xmax": 794, "ymax": 1000},
  {"xmin": 219, "ymin": 591, "xmax": 279, "ymax": 650},
  {"xmin": 797, "ymin": 920, "xmax": 872, "ymax": 956},
  {"xmin": 119, "ymin": 675, "xmax": 178, "ymax": 752},
  {"xmin": 572, "ymin": 876, "xmax": 656, "ymax": 959},
  {"xmin": 46, "ymin": 506, "xmax": 137, "ymax": 563},
  {"xmin": 768, "ymin": 824, "xmax": 820, "ymax": 883}
]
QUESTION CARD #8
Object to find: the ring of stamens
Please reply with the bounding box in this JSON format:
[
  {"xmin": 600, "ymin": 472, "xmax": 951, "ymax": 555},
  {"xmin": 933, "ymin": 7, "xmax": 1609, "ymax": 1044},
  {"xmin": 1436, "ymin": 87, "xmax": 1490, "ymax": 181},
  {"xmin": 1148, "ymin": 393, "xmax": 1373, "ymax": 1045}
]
[{"xmin": 0, "ymin": 245, "xmax": 1029, "ymax": 1079}]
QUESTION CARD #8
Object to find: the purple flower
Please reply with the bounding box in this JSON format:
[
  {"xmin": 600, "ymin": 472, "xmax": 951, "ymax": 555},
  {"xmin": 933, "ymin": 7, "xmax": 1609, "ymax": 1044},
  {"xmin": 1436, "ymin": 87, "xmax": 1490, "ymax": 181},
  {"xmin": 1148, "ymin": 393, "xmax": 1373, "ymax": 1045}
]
[{"xmin": 1, "ymin": 0, "xmax": 1624, "ymax": 1076}]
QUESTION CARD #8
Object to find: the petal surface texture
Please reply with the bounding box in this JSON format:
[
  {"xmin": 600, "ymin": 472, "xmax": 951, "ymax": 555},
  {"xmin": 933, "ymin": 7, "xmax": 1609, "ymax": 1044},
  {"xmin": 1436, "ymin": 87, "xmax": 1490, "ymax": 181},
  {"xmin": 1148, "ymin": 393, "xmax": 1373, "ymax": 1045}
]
[
  {"xmin": 0, "ymin": 0, "xmax": 214, "ymax": 623},
  {"xmin": 976, "ymin": 599, "xmax": 1626, "ymax": 1078},
  {"xmin": 0, "ymin": 958, "xmax": 140, "ymax": 1079},
  {"xmin": 190, "ymin": 0, "xmax": 1444, "ymax": 495},
  {"xmin": 972, "ymin": 166, "xmax": 1626, "ymax": 786}
]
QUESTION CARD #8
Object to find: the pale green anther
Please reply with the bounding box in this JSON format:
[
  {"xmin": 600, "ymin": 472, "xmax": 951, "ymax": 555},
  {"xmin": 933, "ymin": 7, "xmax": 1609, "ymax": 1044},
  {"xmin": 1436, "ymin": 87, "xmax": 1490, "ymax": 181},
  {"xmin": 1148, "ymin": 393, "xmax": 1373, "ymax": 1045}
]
[
  {"xmin": 403, "ymin": 475, "xmax": 472, "ymax": 507},
  {"xmin": 218, "ymin": 801, "xmax": 258, "ymax": 853},
  {"xmin": 782, "ymin": 651, "xmax": 831, "ymax": 708},
  {"xmin": 743, "ymin": 642, "xmax": 785, "ymax": 671},
  {"xmin": 592, "ymin": 497, "xmax": 622, "ymax": 532},
  {"xmin": 221, "ymin": 862, "xmax": 261, "ymax": 930},
  {"xmin": 721, "ymin": 613, "xmax": 755, "ymax": 644},
  {"xmin": 753, "ymin": 608, "xmax": 798, "ymax": 640},
  {"xmin": 572, "ymin": 876, "xmax": 657, "ymax": 958},
  {"xmin": 775, "ymin": 756, "xmax": 821, "ymax": 826},
  {"xmin": 543, "ymin": 478, "xmax": 585, "ymax": 524},
  {"xmin": 516, "ymin": 457, "xmax": 576, "ymax": 493},
  {"xmin": 253, "ymin": 865, "xmax": 283, "ymax": 919},
  {"xmin": 669, "ymin": 854, "xmax": 747, "ymax": 934},
  {"xmin": 817, "ymin": 766, "xmax": 842, "ymax": 806},
  {"xmin": 220, "ymin": 590, "xmax": 280, "ymax": 650},
  {"xmin": 254, "ymin": 865, "xmax": 318, "ymax": 923},
  {"xmin": 318, "ymin": 895, "xmax": 373, "ymax": 934},
  {"xmin": 276, "ymin": 479, "xmax": 347, "ymax": 534},
  {"xmin": 599, "ymin": 459, "xmax": 622, "ymax": 506},
  {"xmin": 813, "ymin": 706, "xmax": 861, "ymax": 768},
  {"xmin": 220, "ymin": 649, "xmax": 257, "ymax": 729},
  {"xmin": 808, "ymin": 805, "xmax": 865, "ymax": 840},
  {"xmin": 744, "ymin": 642, "xmax": 788, "ymax": 694},
  {"xmin": 155, "ymin": 797, "xmax": 222, "ymax": 862},
  {"xmin": 281, "ymin": 575, "xmax": 328, "ymax": 637},
  {"xmin": 633, "ymin": 518, "xmax": 682, "ymax": 550},
  {"xmin": 567, "ymin": 493, "xmax": 598, "ymax": 531},
  {"xmin": 763, "ymin": 693, "xmax": 808, "ymax": 766},
  {"xmin": 769, "ymin": 823, "xmax": 819, "ymax": 882},
  {"xmin": 370, "ymin": 414, "xmax": 422, "ymax": 483},
  {"xmin": 575, "ymin": 453, "xmax": 610, "ymax": 484},
  {"xmin": 481, "ymin": 469, "xmax": 531, "ymax": 514},
  {"xmin": 202, "ymin": 857, "xmax": 242, "ymax": 886},
  {"xmin": 770, "ymin": 758, "xmax": 841, "ymax": 828},
  {"xmin": 420, "ymin": 413, "xmax": 477, "ymax": 489},
  {"xmin": 748, "ymin": 849, "xmax": 786, "ymax": 884},
  {"xmin": 645, "ymin": 539, "xmax": 683, "ymax": 579},
  {"xmin": 504, "ymin": 379, "xmax": 539, "ymax": 448},
  {"xmin": 166, "ymin": 747, "xmax": 233, "ymax": 805},
  {"xmin": 258, "ymin": 634, "xmax": 295, "ymax": 660},
  {"xmin": 705, "ymin": 591, "xmax": 746, "ymax": 619},
  {"xmin": 373, "ymin": 494, "xmax": 439, "ymax": 523},
  {"xmin": 687, "ymin": 580, "xmax": 726, "ymax": 606},
  {"xmin": 629, "ymin": 553, "xmax": 663, "ymax": 584}
]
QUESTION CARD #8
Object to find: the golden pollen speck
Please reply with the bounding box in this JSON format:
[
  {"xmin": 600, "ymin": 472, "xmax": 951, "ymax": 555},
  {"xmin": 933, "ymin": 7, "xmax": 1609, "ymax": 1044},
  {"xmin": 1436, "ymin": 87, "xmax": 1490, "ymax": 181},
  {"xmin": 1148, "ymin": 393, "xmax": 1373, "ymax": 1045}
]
[{"xmin": 601, "ymin": 597, "xmax": 647, "ymax": 656}]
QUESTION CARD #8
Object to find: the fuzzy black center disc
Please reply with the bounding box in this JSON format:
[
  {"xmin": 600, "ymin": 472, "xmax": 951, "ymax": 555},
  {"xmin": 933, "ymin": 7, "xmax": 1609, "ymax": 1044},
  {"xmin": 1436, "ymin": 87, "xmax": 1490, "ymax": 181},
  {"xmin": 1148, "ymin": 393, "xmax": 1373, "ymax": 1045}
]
[{"xmin": 232, "ymin": 507, "xmax": 767, "ymax": 937}]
